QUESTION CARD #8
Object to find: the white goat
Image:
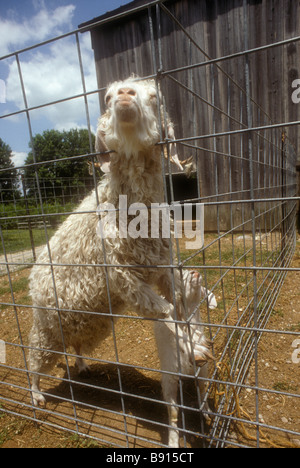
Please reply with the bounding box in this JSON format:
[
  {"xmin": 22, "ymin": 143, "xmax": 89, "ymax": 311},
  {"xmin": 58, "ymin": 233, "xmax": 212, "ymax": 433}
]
[
  {"xmin": 28, "ymin": 78, "xmax": 215, "ymax": 447},
  {"xmin": 154, "ymin": 270, "xmax": 216, "ymax": 447},
  {"xmin": 28, "ymin": 77, "xmax": 184, "ymax": 406}
]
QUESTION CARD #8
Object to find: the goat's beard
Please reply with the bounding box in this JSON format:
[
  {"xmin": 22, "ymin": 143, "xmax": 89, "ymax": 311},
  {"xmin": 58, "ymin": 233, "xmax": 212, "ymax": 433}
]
[
  {"xmin": 115, "ymin": 101, "xmax": 139, "ymax": 125},
  {"xmin": 104, "ymin": 103, "xmax": 160, "ymax": 159}
]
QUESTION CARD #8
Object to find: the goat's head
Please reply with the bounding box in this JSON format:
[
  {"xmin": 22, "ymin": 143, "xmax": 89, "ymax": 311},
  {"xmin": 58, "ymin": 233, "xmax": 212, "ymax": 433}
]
[
  {"xmin": 95, "ymin": 77, "xmax": 183, "ymax": 173},
  {"xmin": 105, "ymin": 79, "xmax": 158, "ymax": 129}
]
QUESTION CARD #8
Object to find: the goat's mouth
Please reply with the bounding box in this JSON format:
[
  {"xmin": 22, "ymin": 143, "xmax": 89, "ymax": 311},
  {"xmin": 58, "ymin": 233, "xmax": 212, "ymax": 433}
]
[
  {"xmin": 116, "ymin": 99, "xmax": 136, "ymax": 110},
  {"xmin": 115, "ymin": 100, "xmax": 138, "ymax": 124},
  {"xmin": 117, "ymin": 98, "xmax": 133, "ymax": 107}
]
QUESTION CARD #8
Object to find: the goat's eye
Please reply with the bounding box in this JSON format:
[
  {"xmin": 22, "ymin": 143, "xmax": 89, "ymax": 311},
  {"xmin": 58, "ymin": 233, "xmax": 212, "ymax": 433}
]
[{"xmin": 105, "ymin": 94, "xmax": 112, "ymax": 105}]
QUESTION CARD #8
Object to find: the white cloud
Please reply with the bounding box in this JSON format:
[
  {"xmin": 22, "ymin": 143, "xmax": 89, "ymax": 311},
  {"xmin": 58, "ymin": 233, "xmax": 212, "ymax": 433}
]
[
  {"xmin": 32, "ymin": 0, "xmax": 46, "ymax": 11},
  {"xmin": 3, "ymin": 5, "xmax": 99, "ymax": 135},
  {"xmin": 11, "ymin": 152, "xmax": 28, "ymax": 168},
  {"xmin": 7, "ymin": 40, "xmax": 83, "ymax": 108},
  {"xmin": 0, "ymin": 4, "xmax": 76, "ymax": 57}
]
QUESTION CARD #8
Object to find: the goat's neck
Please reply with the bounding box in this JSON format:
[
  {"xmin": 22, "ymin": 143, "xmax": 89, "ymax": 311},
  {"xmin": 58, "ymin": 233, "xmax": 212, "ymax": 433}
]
[{"xmin": 107, "ymin": 147, "xmax": 164, "ymax": 206}]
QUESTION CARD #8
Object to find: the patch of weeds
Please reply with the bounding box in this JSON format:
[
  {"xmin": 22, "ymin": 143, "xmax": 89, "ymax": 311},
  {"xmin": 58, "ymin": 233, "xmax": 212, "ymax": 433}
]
[
  {"xmin": 0, "ymin": 286, "xmax": 10, "ymax": 295},
  {"xmin": 60, "ymin": 434, "xmax": 102, "ymax": 448},
  {"xmin": 271, "ymin": 308, "xmax": 284, "ymax": 318},
  {"xmin": 0, "ymin": 426, "xmax": 10, "ymax": 447},
  {"xmin": 273, "ymin": 382, "xmax": 291, "ymax": 392},
  {"xmin": 289, "ymin": 323, "xmax": 300, "ymax": 332},
  {"xmin": 13, "ymin": 277, "xmax": 29, "ymax": 294}
]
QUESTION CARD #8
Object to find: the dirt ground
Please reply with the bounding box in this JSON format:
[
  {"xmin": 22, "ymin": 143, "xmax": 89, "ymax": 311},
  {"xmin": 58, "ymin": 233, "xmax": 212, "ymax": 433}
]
[
  {"xmin": 0, "ymin": 235, "xmax": 299, "ymax": 448},
  {"xmin": 235, "ymin": 244, "xmax": 300, "ymax": 448}
]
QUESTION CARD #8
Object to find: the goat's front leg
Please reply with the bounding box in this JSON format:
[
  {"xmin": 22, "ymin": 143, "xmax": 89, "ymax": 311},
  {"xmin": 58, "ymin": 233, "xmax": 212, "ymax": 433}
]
[
  {"xmin": 158, "ymin": 270, "xmax": 184, "ymax": 318},
  {"xmin": 134, "ymin": 284, "xmax": 174, "ymax": 318},
  {"xmin": 74, "ymin": 346, "xmax": 91, "ymax": 376},
  {"xmin": 118, "ymin": 275, "xmax": 174, "ymax": 319},
  {"xmin": 161, "ymin": 374, "xmax": 180, "ymax": 448},
  {"xmin": 198, "ymin": 363, "xmax": 211, "ymax": 421}
]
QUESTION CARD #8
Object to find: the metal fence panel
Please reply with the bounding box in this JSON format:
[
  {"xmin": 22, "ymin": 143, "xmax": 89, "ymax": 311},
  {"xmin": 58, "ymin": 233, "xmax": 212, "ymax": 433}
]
[{"xmin": 0, "ymin": 0, "xmax": 299, "ymax": 448}]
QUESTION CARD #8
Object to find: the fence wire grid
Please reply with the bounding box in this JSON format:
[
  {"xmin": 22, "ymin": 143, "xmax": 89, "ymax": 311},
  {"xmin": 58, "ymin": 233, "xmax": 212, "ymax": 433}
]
[{"xmin": 0, "ymin": 0, "xmax": 299, "ymax": 449}]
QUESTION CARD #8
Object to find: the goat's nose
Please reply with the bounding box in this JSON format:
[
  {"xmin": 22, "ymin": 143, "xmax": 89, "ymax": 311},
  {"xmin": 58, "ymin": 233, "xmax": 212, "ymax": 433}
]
[{"xmin": 117, "ymin": 88, "xmax": 137, "ymax": 100}]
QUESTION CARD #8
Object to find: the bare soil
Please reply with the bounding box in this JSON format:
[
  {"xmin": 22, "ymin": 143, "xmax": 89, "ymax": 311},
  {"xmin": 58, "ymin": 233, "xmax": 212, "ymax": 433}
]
[
  {"xmin": 235, "ymin": 245, "xmax": 300, "ymax": 448},
  {"xmin": 0, "ymin": 235, "xmax": 299, "ymax": 448}
]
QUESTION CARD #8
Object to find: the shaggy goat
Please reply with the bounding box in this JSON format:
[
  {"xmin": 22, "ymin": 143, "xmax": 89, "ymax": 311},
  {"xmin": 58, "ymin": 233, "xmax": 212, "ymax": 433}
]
[
  {"xmin": 28, "ymin": 77, "xmax": 184, "ymax": 406},
  {"xmin": 155, "ymin": 270, "xmax": 216, "ymax": 447},
  {"xmin": 28, "ymin": 78, "xmax": 214, "ymax": 446}
]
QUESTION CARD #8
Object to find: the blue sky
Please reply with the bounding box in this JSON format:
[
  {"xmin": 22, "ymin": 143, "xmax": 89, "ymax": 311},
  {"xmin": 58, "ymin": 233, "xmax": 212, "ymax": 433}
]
[{"xmin": 0, "ymin": 0, "xmax": 132, "ymax": 167}]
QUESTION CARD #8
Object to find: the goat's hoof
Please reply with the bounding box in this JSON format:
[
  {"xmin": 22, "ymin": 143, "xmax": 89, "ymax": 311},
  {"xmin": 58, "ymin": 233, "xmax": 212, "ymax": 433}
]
[
  {"xmin": 76, "ymin": 357, "xmax": 91, "ymax": 376},
  {"xmin": 32, "ymin": 392, "xmax": 46, "ymax": 407},
  {"xmin": 79, "ymin": 366, "xmax": 91, "ymax": 378},
  {"xmin": 77, "ymin": 361, "xmax": 91, "ymax": 377}
]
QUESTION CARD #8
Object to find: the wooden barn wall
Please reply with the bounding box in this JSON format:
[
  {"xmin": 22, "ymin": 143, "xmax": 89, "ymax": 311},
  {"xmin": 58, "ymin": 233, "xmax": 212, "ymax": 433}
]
[{"xmin": 89, "ymin": 0, "xmax": 300, "ymax": 231}]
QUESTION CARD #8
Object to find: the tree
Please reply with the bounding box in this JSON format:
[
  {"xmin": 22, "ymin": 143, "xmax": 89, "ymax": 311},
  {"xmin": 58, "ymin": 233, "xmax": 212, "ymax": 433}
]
[
  {"xmin": 24, "ymin": 129, "xmax": 96, "ymax": 202},
  {"xmin": 0, "ymin": 138, "xmax": 20, "ymax": 202}
]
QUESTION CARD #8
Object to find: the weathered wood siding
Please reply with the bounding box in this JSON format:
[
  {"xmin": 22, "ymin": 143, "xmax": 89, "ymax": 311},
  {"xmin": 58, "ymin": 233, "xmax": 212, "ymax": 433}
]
[{"xmin": 84, "ymin": 0, "xmax": 299, "ymax": 230}]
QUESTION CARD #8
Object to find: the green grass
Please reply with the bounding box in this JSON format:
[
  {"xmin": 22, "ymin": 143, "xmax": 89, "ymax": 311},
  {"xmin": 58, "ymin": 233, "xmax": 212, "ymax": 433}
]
[
  {"xmin": 0, "ymin": 276, "xmax": 31, "ymax": 309},
  {"xmin": 0, "ymin": 228, "xmax": 56, "ymax": 255}
]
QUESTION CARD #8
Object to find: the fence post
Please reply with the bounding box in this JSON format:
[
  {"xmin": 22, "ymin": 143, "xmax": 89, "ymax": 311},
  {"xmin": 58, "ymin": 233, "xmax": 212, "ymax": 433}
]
[{"xmin": 243, "ymin": 0, "xmax": 260, "ymax": 447}]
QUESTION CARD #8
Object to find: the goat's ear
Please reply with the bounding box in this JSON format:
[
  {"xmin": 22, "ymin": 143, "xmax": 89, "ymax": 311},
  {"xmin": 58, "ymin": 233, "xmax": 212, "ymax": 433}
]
[
  {"xmin": 95, "ymin": 120, "xmax": 111, "ymax": 173},
  {"xmin": 165, "ymin": 122, "xmax": 183, "ymax": 172}
]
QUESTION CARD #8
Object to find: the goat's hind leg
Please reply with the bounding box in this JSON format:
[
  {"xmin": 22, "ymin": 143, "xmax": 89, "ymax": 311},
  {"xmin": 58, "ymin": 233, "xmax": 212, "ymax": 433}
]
[
  {"xmin": 29, "ymin": 347, "xmax": 59, "ymax": 407},
  {"xmin": 30, "ymin": 372, "xmax": 46, "ymax": 407},
  {"xmin": 28, "ymin": 319, "xmax": 61, "ymax": 407}
]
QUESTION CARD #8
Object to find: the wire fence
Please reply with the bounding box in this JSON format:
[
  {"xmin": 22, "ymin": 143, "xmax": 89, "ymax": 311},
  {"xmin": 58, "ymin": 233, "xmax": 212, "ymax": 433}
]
[
  {"xmin": 0, "ymin": 177, "xmax": 96, "ymax": 228},
  {"xmin": 0, "ymin": 0, "xmax": 299, "ymax": 448}
]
